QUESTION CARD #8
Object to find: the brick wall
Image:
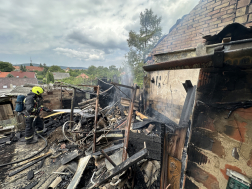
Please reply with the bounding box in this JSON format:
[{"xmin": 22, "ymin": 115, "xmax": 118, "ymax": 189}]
[{"xmin": 148, "ymin": 0, "xmax": 252, "ymax": 63}]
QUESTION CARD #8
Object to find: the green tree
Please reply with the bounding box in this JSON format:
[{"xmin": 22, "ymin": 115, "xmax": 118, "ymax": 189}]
[
  {"xmin": 39, "ymin": 63, "xmax": 43, "ymax": 67},
  {"xmin": 30, "ymin": 63, "xmax": 33, "ymax": 66},
  {"xmin": 20, "ymin": 65, "xmax": 27, "ymax": 72},
  {"xmin": 48, "ymin": 65, "xmax": 65, "ymax": 73},
  {"xmin": 124, "ymin": 9, "xmax": 162, "ymax": 87},
  {"xmin": 60, "ymin": 76, "xmax": 83, "ymax": 85},
  {"xmin": 86, "ymin": 65, "xmax": 96, "ymax": 76},
  {"xmin": 46, "ymin": 72, "xmax": 54, "ymax": 84},
  {"xmin": 7, "ymin": 74, "xmax": 14, "ymax": 78},
  {"xmin": 127, "ymin": 9, "xmax": 162, "ymax": 59},
  {"xmin": 0, "ymin": 61, "xmax": 15, "ymax": 72}
]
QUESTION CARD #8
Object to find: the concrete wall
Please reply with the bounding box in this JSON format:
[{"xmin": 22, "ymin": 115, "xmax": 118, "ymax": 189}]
[{"xmin": 146, "ymin": 69, "xmax": 199, "ymax": 124}]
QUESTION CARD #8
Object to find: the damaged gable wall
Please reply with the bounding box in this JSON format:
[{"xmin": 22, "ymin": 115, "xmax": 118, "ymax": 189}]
[{"xmin": 149, "ymin": 0, "xmax": 252, "ymax": 57}]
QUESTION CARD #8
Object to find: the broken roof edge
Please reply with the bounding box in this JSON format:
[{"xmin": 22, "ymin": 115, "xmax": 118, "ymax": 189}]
[
  {"xmin": 143, "ymin": 46, "xmax": 252, "ymax": 71},
  {"xmin": 151, "ymin": 37, "xmax": 252, "ymax": 67},
  {"xmin": 153, "ymin": 47, "xmax": 196, "ymax": 56}
]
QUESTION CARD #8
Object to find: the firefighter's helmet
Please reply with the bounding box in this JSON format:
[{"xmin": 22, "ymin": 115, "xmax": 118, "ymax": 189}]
[{"xmin": 32, "ymin": 86, "xmax": 44, "ymax": 95}]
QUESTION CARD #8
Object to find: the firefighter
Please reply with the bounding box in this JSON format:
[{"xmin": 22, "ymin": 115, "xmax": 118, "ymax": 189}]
[{"xmin": 24, "ymin": 86, "xmax": 51, "ymax": 144}]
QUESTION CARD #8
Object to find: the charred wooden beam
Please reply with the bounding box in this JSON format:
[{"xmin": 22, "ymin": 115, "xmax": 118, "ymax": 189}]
[
  {"xmin": 91, "ymin": 143, "xmax": 124, "ymax": 156},
  {"xmin": 122, "ymin": 84, "xmax": 137, "ymax": 161},
  {"xmin": 111, "ymin": 82, "xmax": 140, "ymax": 89},
  {"xmin": 101, "ymin": 150, "xmax": 117, "ymax": 167},
  {"xmin": 70, "ymin": 88, "xmax": 76, "ymax": 128},
  {"xmin": 86, "ymin": 148, "xmax": 148, "ymax": 188},
  {"xmin": 78, "ymin": 98, "xmax": 96, "ymax": 106},
  {"xmin": 93, "ymin": 85, "xmax": 100, "ymax": 153},
  {"xmin": 120, "ymin": 97, "xmax": 139, "ymax": 107}
]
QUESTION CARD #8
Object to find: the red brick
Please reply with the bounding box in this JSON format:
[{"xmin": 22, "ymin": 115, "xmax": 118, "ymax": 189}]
[
  {"xmin": 214, "ymin": 2, "xmax": 230, "ymax": 10},
  {"xmin": 194, "ymin": 28, "xmax": 205, "ymax": 33},
  {"xmin": 249, "ymin": 4, "xmax": 252, "ymax": 13},
  {"xmin": 172, "ymin": 40, "xmax": 183, "ymax": 45},
  {"xmin": 196, "ymin": 23, "xmax": 209, "ymax": 30},
  {"xmin": 209, "ymin": 19, "xmax": 222, "ymax": 25},
  {"xmin": 199, "ymin": 16, "xmax": 212, "ymax": 22},
  {"xmin": 207, "ymin": 1, "xmax": 222, "ymax": 10},
  {"xmin": 193, "ymin": 21, "xmax": 206, "ymax": 27},
  {"xmin": 205, "ymin": 17, "xmax": 217, "ymax": 23},
  {"xmin": 221, "ymin": 13, "xmax": 236, "ymax": 19},
  {"xmin": 229, "ymin": 0, "xmax": 237, "ymax": 5},
  {"xmin": 209, "ymin": 26, "xmax": 224, "ymax": 32},
  {"xmin": 222, "ymin": 15, "xmax": 235, "ymax": 22},
  {"xmin": 221, "ymin": 4, "xmax": 236, "ymax": 12},
  {"xmin": 236, "ymin": 7, "xmax": 247, "ymax": 17},
  {"xmin": 193, "ymin": 7, "xmax": 207, "ymax": 15},
  {"xmin": 187, "ymin": 27, "xmax": 196, "ymax": 33},
  {"xmin": 200, "ymin": 8, "xmax": 215, "ymax": 15},
  {"xmin": 202, "ymin": 0, "xmax": 216, "ymax": 9},
  {"xmin": 208, "ymin": 9, "xmax": 221, "ymax": 16},
  {"xmin": 172, "ymin": 35, "xmax": 184, "ymax": 40},
  {"xmin": 237, "ymin": 0, "xmax": 250, "ymax": 8},
  {"xmin": 205, "ymin": 24, "xmax": 216, "ymax": 31},
  {"xmin": 218, "ymin": 20, "xmax": 234, "ymax": 27},
  {"xmin": 227, "ymin": 8, "xmax": 236, "ymax": 14},
  {"xmin": 177, "ymin": 25, "xmax": 188, "ymax": 30},
  {"xmin": 235, "ymin": 15, "xmax": 248, "ymax": 23},
  {"xmin": 211, "ymin": 11, "xmax": 227, "ymax": 18},
  {"xmin": 248, "ymin": 14, "xmax": 252, "ymax": 22}
]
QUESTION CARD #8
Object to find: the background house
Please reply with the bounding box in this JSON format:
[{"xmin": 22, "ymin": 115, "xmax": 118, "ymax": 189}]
[
  {"xmin": 0, "ymin": 78, "xmax": 38, "ymax": 89},
  {"xmin": 76, "ymin": 73, "xmax": 89, "ymax": 79},
  {"xmin": 65, "ymin": 67, "xmax": 70, "ymax": 72},
  {"xmin": 0, "ymin": 71, "xmax": 36, "ymax": 78},
  {"xmin": 9, "ymin": 71, "xmax": 36, "ymax": 78},
  {"xmin": 0, "ymin": 72, "xmax": 9, "ymax": 78},
  {"xmin": 25, "ymin": 66, "xmax": 44, "ymax": 72},
  {"xmin": 13, "ymin": 66, "xmax": 20, "ymax": 71}
]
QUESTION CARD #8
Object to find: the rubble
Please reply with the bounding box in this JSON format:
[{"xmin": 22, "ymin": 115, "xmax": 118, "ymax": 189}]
[{"xmin": 0, "ymin": 80, "xmax": 166, "ymax": 189}]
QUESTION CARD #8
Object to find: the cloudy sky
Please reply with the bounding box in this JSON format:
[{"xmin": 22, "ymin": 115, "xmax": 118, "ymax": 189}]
[{"xmin": 0, "ymin": 0, "xmax": 199, "ymax": 68}]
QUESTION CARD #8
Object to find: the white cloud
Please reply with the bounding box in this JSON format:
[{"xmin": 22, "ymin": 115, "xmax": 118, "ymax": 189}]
[
  {"xmin": 53, "ymin": 47, "xmax": 104, "ymax": 61},
  {"xmin": 0, "ymin": 0, "xmax": 199, "ymax": 67}
]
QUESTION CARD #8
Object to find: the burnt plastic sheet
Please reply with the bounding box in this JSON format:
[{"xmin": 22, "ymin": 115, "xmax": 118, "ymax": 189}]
[{"xmin": 132, "ymin": 119, "xmax": 156, "ymax": 130}]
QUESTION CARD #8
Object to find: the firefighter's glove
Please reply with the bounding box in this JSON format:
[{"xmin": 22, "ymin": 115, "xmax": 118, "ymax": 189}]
[{"xmin": 42, "ymin": 107, "xmax": 52, "ymax": 112}]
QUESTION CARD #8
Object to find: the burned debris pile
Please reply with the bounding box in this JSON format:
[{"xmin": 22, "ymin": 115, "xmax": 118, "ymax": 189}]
[{"xmin": 0, "ymin": 80, "xmax": 170, "ymax": 189}]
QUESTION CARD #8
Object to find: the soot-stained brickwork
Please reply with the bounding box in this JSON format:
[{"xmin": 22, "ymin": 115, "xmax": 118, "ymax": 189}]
[{"xmin": 147, "ymin": 0, "xmax": 252, "ymax": 64}]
